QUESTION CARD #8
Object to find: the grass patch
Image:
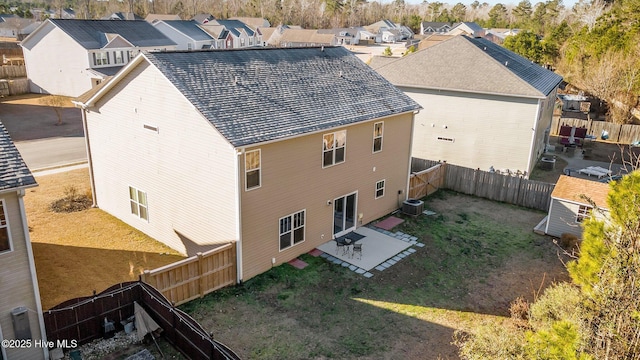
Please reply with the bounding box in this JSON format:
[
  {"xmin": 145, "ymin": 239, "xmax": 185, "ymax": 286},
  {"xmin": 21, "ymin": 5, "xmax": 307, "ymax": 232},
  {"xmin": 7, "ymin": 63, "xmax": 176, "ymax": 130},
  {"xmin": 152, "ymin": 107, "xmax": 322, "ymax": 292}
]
[
  {"xmin": 25, "ymin": 169, "xmax": 185, "ymax": 309},
  {"xmin": 181, "ymin": 190, "xmax": 568, "ymax": 359}
]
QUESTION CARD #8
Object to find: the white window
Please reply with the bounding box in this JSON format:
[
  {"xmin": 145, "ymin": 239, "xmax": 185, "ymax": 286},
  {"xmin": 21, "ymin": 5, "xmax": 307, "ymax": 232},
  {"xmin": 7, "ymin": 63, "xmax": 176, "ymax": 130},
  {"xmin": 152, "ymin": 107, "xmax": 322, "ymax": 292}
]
[
  {"xmin": 323, "ymin": 130, "xmax": 346, "ymax": 167},
  {"xmin": 240, "ymin": 38, "xmax": 246, "ymax": 47},
  {"xmin": 375, "ymin": 180, "xmax": 385, "ymax": 199},
  {"xmin": 129, "ymin": 186, "xmax": 148, "ymax": 221},
  {"xmin": 245, "ymin": 149, "xmax": 261, "ymax": 190},
  {"xmin": 187, "ymin": 43, "xmax": 193, "ymax": 50},
  {"xmin": 93, "ymin": 52, "xmax": 109, "ymax": 66},
  {"xmin": 0, "ymin": 199, "xmax": 12, "ymax": 254},
  {"xmin": 113, "ymin": 51, "xmax": 124, "ymax": 64},
  {"xmin": 373, "ymin": 122, "xmax": 383, "ymax": 153},
  {"xmin": 279, "ymin": 210, "xmax": 305, "ymax": 251},
  {"xmin": 576, "ymin": 205, "xmax": 592, "ymax": 223}
]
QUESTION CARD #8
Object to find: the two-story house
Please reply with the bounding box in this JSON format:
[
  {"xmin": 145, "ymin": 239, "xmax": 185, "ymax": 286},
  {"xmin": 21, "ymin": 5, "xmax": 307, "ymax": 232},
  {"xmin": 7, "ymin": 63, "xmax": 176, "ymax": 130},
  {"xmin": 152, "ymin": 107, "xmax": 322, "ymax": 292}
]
[
  {"xmin": 374, "ymin": 35, "xmax": 563, "ymax": 177},
  {"xmin": 200, "ymin": 19, "xmax": 260, "ymax": 48},
  {"xmin": 73, "ymin": 47, "xmax": 421, "ymax": 282},
  {"xmin": 153, "ymin": 20, "xmax": 216, "ymax": 50},
  {"xmin": 0, "ymin": 122, "xmax": 47, "ymax": 360},
  {"xmin": 20, "ymin": 19, "xmax": 177, "ymax": 97}
]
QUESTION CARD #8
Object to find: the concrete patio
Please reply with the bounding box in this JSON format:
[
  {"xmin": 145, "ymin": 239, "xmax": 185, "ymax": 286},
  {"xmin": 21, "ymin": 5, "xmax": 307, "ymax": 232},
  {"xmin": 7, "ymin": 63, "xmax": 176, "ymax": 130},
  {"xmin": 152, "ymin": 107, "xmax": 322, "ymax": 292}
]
[{"xmin": 316, "ymin": 225, "xmax": 425, "ymax": 277}]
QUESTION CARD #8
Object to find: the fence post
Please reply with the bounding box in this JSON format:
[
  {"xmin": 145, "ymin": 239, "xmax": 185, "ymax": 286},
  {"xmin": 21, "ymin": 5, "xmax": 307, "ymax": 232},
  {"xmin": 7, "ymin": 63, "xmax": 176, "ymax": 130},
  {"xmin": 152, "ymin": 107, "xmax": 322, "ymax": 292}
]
[{"xmin": 197, "ymin": 252, "xmax": 205, "ymax": 299}]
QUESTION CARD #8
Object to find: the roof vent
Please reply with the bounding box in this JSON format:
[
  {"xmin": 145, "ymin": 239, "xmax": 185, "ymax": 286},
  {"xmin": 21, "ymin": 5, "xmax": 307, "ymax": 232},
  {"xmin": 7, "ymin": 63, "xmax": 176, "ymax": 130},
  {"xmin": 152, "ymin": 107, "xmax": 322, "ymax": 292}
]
[
  {"xmin": 483, "ymin": 46, "xmax": 487, "ymax": 50},
  {"xmin": 321, "ymin": 45, "xmax": 324, "ymax": 52},
  {"xmin": 505, "ymin": 61, "xmax": 509, "ymax": 66},
  {"xmin": 339, "ymin": 71, "xmax": 343, "ymax": 77},
  {"xmin": 233, "ymin": 76, "xmax": 238, "ymax": 85}
]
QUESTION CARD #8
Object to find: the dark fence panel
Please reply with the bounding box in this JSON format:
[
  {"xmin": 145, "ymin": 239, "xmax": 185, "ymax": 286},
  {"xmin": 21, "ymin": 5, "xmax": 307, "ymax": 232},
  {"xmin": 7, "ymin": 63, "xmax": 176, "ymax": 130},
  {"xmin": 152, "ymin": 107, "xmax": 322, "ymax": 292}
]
[{"xmin": 44, "ymin": 282, "xmax": 241, "ymax": 360}]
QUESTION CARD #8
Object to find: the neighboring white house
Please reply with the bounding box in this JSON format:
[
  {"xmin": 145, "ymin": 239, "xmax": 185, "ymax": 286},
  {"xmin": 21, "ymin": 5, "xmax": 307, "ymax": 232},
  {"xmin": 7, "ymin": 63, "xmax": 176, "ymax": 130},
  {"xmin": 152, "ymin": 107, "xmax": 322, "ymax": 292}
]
[
  {"xmin": 0, "ymin": 122, "xmax": 47, "ymax": 360},
  {"xmin": 448, "ymin": 22, "xmax": 485, "ymax": 38},
  {"xmin": 420, "ymin": 21, "xmax": 452, "ymax": 35},
  {"xmin": 544, "ymin": 175, "xmax": 610, "ymax": 238},
  {"xmin": 366, "ymin": 19, "xmax": 413, "ymax": 42},
  {"xmin": 73, "ymin": 47, "xmax": 421, "ymax": 282},
  {"xmin": 20, "ymin": 19, "xmax": 176, "ymax": 96},
  {"xmin": 374, "ymin": 35, "xmax": 563, "ymax": 177},
  {"xmin": 153, "ymin": 20, "xmax": 216, "ymax": 50}
]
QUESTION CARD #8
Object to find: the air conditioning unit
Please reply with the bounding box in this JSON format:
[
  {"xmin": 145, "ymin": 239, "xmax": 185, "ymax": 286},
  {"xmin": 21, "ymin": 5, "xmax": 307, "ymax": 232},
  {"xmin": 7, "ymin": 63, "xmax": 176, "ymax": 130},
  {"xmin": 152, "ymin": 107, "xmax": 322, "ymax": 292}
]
[{"xmin": 402, "ymin": 199, "xmax": 424, "ymax": 216}]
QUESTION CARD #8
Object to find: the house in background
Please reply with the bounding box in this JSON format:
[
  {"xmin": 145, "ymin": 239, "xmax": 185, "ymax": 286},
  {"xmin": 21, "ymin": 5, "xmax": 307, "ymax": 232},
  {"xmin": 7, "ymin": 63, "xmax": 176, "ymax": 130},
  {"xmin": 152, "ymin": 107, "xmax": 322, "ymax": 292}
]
[
  {"xmin": 420, "ymin": 21, "xmax": 452, "ymax": 35},
  {"xmin": 448, "ymin": 22, "xmax": 485, "ymax": 38},
  {"xmin": 0, "ymin": 122, "xmax": 47, "ymax": 360},
  {"xmin": 191, "ymin": 13, "xmax": 215, "ymax": 24},
  {"xmin": 366, "ymin": 19, "xmax": 413, "ymax": 42},
  {"xmin": 20, "ymin": 19, "xmax": 176, "ymax": 96},
  {"xmin": 202, "ymin": 19, "xmax": 260, "ymax": 48},
  {"xmin": 0, "ymin": 17, "xmax": 39, "ymax": 40},
  {"xmin": 374, "ymin": 35, "xmax": 562, "ymax": 177},
  {"xmin": 73, "ymin": 47, "xmax": 421, "ymax": 282},
  {"xmin": 145, "ymin": 14, "xmax": 182, "ymax": 23},
  {"xmin": 273, "ymin": 29, "xmax": 337, "ymax": 47},
  {"xmin": 229, "ymin": 17, "xmax": 270, "ymax": 29},
  {"xmin": 153, "ymin": 20, "xmax": 216, "ymax": 50},
  {"xmin": 544, "ymin": 175, "xmax": 610, "ymax": 238},
  {"xmin": 317, "ymin": 28, "xmax": 360, "ymax": 45},
  {"xmin": 101, "ymin": 12, "xmax": 144, "ymax": 21}
]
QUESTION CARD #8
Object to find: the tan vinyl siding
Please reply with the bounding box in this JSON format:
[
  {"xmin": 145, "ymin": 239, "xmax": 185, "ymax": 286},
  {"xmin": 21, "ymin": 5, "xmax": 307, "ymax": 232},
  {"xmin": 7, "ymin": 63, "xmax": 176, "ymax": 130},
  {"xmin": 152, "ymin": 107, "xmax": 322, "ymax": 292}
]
[
  {"xmin": 0, "ymin": 192, "xmax": 44, "ymax": 360},
  {"xmin": 22, "ymin": 23, "xmax": 93, "ymax": 96},
  {"xmin": 86, "ymin": 61, "xmax": 238, "ymax": 256},
  {"xmin": 240, "ymin": 113, "xmax": 413, "ymax": 280},
  {"xmin": 406, "ymin": 88, "xmax": 539, "ymax": 176},
  {"xmin": 546, "ymin": 198, "xmax": 608, "ymax": 238}
]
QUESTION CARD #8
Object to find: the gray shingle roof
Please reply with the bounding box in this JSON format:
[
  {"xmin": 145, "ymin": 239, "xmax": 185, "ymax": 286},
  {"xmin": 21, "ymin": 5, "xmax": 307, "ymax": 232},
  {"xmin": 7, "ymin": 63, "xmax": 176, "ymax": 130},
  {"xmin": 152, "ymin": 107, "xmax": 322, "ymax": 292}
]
[
  {"xmin": 49, "ymin": 19, "xmax": 176, "ymax": 49},
  {"xmin": 211, "ymin": 19, "xmax": 255, "ymax": 37},
  {"xmin": 144, "ymin": 47, "xmax": 421, "ymax": 147},
  {"xmin": 160, "ymin": 20, "xmax": 214, "ymax": 41},
  {"xmin": 0, "ymin": 122, "xmax": 36, "ymax": 191},
  {"xmin": 375, "ymin": 35, "xmax": 562, "ymax": 98}
]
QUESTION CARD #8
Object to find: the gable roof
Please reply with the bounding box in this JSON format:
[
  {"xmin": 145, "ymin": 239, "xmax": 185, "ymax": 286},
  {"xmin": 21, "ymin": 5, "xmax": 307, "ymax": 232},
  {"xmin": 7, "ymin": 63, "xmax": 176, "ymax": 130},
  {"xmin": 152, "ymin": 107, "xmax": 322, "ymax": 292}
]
[
  {"xmin": 421, "ymin": 22, "xmax": 451, "ymax": 30},
  {"xmin": 228, "ymin": 17, "xmax": 270, "ymax": 29},
  {"xmin": 157, "ymin": 20, "xmax": 214, "ymax": 41},
  {"xmin": 145, "ymin": 14, "xmax": 182, "ymax": 23},
  {"xmin": 192, "ymin": 14, "xmax": 215, "ymax": 24},
  {"xmin": 277, "ymin": 29, "xmax": 335, "ymax": 45},
  {"xmin": 209, "ymin": 19, "xmax": 255, "ymax": 37},
  {"xmin": 451, "ymin": 22, "xmax": 484, "ymax": 33},
  {"xmin": 0, "ymin": 122, "xmax": 36, "ymax": 191},
  {"xmin": 102, "ymin": 12, "xmax": 143, "ymax": 21},
  {"xmin": 374, "ymin": 35, "xmax": 563, "ymax": 98},
  {"xmin": 81, "ymin": 47, "xmax": 421, "ymax": 148},
  {"xmin": 39, "ymin": 19, "xmax": 175, "ymax": 49},
  {"xmin": 551, "ymin": 175, "xmax": 610, "ymax": 209}
]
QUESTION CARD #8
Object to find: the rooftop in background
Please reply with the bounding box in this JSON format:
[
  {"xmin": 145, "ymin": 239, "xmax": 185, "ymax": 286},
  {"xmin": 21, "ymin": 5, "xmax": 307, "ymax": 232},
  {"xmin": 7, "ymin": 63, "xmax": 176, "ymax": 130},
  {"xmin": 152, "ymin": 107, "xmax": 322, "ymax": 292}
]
[{"xmin": 374, "ymin": 35, "xmax": 563, "ymax": 98}]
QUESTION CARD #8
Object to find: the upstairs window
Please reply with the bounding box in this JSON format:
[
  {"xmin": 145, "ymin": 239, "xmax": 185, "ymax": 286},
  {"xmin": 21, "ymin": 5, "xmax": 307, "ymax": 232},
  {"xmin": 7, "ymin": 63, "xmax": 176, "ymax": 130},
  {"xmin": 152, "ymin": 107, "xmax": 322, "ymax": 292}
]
[
  {"xmin": 373, "ymin": 122, "xmax": 383, "ymax": 153},
  {"xmin": 129, "ymin": 186, "xmax": 148, "ymax": 221},
  {"xmin": 245, "ymin": 149, "xmax": 261, "ymax": 190},
  {"xmin": 113, "ymin": 51, "xmax": 124, "ymax": 64},
  {"xmin": 93, "ymin": 52, "xmax": 110, "ymax": 66},
  {"xmin": 0, "ymin": 200, "xmax": 11, "ymax": 253},
  {"xmin": 323, "ymin": 130, "xmax": 346, "ymax": 167}
]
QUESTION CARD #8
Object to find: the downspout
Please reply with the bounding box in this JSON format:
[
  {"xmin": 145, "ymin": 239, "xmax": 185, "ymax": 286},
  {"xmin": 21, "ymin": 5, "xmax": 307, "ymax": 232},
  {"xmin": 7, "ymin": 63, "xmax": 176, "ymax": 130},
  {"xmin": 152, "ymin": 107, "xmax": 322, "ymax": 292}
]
[
  {"xmin": 235, "ymin": 149, "xmax": 243, "ymax": 284},
  {"xmin": 525, "ymin": 101, "xmax": 542, "ymax": 178},
  {"xmin": 405, "ymin": 110, "xmax": 419, "ymax": 203},
  {"xmin": 81, "ymin": 109, "xmax": 97, "ymax": 207},
  {"xmin": 17, "ymin": 189, "xmax": 49, "ymax": 360},
  {"xmin": 545, "ymin": 199, "xmax": 553, "ymax": 235}
]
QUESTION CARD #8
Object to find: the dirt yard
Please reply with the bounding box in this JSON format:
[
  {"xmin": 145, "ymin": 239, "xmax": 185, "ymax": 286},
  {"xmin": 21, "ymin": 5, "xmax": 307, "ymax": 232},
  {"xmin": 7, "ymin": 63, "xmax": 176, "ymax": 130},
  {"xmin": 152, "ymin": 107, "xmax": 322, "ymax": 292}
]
[
  {"xmin": 183, "ymin": 191, "xmax": 569, "ymax": 360},
  {"xmin": 25, "ymin": 168, "xmax": 185, "ymax": 309}
]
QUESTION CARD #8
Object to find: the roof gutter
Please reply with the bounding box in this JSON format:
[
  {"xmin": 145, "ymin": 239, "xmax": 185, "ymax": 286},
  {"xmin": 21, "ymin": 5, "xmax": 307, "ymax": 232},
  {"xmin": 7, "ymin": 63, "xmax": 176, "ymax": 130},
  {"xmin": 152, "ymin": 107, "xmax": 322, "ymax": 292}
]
[
  {"xmin": 394, "ymin": 83, "xmax": 548, "ymax": 100},
  {"xmin": 231, "ymin": 109, "xmax": 420, "ymax": 149}
]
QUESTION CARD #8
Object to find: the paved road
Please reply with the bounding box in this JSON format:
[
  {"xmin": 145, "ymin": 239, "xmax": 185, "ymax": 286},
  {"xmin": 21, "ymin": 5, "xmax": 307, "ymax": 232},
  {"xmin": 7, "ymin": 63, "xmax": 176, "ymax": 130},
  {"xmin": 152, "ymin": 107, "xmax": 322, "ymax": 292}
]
[{"xmin": 15, "ymin": 137, "xmax": 87, "ymax": 171}]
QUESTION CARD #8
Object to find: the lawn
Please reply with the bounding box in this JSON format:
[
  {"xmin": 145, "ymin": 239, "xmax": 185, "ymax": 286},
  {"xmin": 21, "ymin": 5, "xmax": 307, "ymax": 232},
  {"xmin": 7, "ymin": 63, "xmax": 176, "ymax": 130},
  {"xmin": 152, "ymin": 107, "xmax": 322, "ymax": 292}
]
[
  {"xmin": 25, "ymin": 168, "xmax": 185, "ymax": 310},
  {"xmin": 182, "ymin": 190, "xmax": 569, "ymax": 359}
]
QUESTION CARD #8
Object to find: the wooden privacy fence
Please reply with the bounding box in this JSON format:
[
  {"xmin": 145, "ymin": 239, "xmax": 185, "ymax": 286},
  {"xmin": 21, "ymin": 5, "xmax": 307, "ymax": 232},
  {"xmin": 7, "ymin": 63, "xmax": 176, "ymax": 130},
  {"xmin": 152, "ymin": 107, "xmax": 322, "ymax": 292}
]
[
  {"xmin": 0, "ymin": 65, "xmax": 25, "ymax": 78},
  {"xmin": 44, "ymin": 281, "xmax": 241, "ymax": 360},
  {"xmin": 551, "ymin": 117, "xmax": 640, "ymax": 145},
  {"xmin": 409, "ymin": 162, "xmax": 446, "ymax": 199},
  {"xmin": 141, "ymin": 243, "xmax": 236, "ymax": 307},
  {"xmin": 409, "ymin": 159, "xmax": 555, "ymax": 211},
  {"xmin": 0, "ymin": 77, "xmax": 28, "ymax": 95}
]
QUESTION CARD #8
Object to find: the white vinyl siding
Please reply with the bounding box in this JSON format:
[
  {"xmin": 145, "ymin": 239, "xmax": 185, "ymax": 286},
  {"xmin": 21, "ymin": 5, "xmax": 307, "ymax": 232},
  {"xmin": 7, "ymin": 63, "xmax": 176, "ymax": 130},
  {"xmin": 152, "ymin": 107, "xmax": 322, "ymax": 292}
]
[
  {"xmin": 279, "ymin": 210, "xmax": 305, "ymax": 251},
  {"xmin": 86, "ymin": 61, "xmax": 237, "ymax": 255},
  {"xmin": 245, "ymin": 149, "xmax": 261, "ymax": 190},
  {"xmin": 0, "ymin": 199, "xmax": 11, "ymax": 253},
  {"xmin": 407, "ymin": 87, "xmax": 540, "ymax": 177},
  {"xmin": 375, "ymin": 180, "xmax": 385, "ymax": 199},
  {"xmin": 322, "ymin": 130, "xmax": 346, "ymax": 167},
  {"xmin": 373, "ymin": 122, "xmax": 383, "ymax": 153}
]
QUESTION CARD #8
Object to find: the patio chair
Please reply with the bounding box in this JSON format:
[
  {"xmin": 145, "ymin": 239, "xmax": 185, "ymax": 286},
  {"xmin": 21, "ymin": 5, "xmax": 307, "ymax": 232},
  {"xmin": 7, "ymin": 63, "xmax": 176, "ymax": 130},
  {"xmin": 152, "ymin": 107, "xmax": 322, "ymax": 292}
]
[
  {"xmin": 335, "ymin": 240, "xmax": 345, "ymax": 255},
  {"xmin": 352, "ymin": 243, "xmax": 362, "ymax": 260}
]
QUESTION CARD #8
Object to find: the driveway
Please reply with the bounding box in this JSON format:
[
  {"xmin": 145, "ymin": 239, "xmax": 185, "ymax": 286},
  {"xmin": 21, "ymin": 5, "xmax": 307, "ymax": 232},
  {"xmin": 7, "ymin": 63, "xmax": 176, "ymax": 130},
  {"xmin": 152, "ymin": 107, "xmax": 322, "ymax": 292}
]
[{"xmin": 0, "ymin": 94, "xmax": 86, "ymax": 170}]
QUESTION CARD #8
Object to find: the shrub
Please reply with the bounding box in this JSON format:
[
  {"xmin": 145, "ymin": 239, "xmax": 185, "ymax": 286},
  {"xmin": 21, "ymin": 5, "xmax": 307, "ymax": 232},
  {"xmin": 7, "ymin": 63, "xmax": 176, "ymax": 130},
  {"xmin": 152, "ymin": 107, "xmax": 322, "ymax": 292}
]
[
  {"xmin": 559, "ymin": 233, "xmax": 579, "ymax": 250},
  {"xmin": 510, "ymin": 296, "xmax": 530, "ymax": 324},
  {"xmin": 50, "ymin": 185, "xmax": 92, "ymax": 213},
  {"xmin": 529, "ymin": 283, "xmax": 582, "ymax": 330},
  {"xmin": 454, "ymin": 322, "xmax": 527, "ymax": 360}
]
